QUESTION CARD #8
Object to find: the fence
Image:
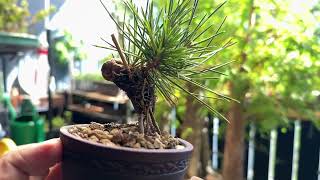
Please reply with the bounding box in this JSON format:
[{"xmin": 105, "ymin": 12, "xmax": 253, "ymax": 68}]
[{"xmin": 171, "ymin": 116, "xmax": 320, "ymax": 180}]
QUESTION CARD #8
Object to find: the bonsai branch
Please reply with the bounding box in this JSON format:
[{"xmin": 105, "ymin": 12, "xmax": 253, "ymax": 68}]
[{"xmin": 111, "ymin": 34, "xmax": 129, "ymax": 69}]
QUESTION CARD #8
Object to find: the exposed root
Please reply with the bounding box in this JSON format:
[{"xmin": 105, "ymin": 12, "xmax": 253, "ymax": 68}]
[
  {"xmin": 149, "ymin": 108, "xmax": 161, "ymax": 135},
  {"xmin": 138, "ymin": 114, "xmax": 144, "ymax": 134}
]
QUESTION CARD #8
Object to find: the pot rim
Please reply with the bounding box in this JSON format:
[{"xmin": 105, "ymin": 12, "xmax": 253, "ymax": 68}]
[{"xmin": 60, "ymin": 124, "xmax": 193, "ymax": 154}]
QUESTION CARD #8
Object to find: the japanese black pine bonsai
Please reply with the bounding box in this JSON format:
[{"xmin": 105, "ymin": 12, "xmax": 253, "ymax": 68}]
[
  {"xmin": 66, "ymin": 0, "xmax": 236, "ymax": 150},
  {"xmin": 97, "ymin": 0, "xmax": 235, "ymax": 136},
  {"xmin": 60, "ymin": 1, "xmax": 235, "ymax": 179}
]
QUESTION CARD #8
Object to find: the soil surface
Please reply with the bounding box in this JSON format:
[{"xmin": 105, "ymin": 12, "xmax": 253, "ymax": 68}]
[{"xmin": 68, "ymin": 122, "xmax": 184, "ymax": 149}]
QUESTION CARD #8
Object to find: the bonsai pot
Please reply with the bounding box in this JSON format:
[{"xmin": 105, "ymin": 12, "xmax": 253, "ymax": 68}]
[{"xmin": 60, "ymin": 125, "xmax": 193, "ymax": 180}]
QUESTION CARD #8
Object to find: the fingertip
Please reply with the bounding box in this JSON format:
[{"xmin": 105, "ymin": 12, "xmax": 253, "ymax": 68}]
[{"xmin": 46, "ymin": 163, "xmax": 62, "ymax": 180}]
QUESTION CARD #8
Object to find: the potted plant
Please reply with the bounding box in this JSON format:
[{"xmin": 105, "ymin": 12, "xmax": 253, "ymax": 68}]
[{"xmin": 60, "ymin": 0, "xmax": 235, "ymax": 179}]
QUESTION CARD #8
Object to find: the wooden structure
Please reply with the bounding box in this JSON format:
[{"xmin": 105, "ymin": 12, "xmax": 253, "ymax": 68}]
[{"xmin": 67, "ymin": 80, "xmax": 130, "ymax": 124}]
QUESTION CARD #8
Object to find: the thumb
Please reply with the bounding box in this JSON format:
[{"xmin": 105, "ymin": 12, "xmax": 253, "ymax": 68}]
[{"xmin": 0, "ymin": 138, "xmax": 62, "ymax": 179}]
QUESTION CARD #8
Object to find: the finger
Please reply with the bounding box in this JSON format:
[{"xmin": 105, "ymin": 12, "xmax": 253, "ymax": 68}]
[
  {"xmin": 30, "ymin": 176, "xmax": 46, "ymax": 180},
  {"xmin": 46, "ymin": 163, "xmax": 62, "ymax": 180},
  {"xmin": 3, "ymin": 138, "xmax": 62, "ymax": 177},
  {"xmin": 191, "ymin": 176, "xmax": 204, "ymax": 180},
  {"xmin": 0, "ymin": 161, "xmax": 29, "ymax": 180}
]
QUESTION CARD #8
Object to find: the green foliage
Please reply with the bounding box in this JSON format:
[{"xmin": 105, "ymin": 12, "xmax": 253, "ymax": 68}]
[
  {"xmin": 74, "ymin": 73, "xmax": 105, "ymax": 82},
  {"xmin": 181, "ymin": 127, "xmax": 193, "ymax": 139},
  {"xmin": 154, "ymin": 89, "xmax": 184, "ymax": 127},
  {"xmin": 52, "ymin": 116, "xmax": 65, "ymax": 129},
  {"xmin": 193, "ymin": 0, "xmax": 320, "ymax": 130},
  {"xmin": 51, "ymin": 111, "xmax": 72, "ymax": 129},
  {"xmin": 54, "ymin": 31, "xmax": 87, "ymax": 64},
  {"xmin": 0, "ymin": 0, "xmax": 55, "ymax": 33},
  {"xmin": 98, "ymin": 0, "xmax": 237, "ymax": 121}
]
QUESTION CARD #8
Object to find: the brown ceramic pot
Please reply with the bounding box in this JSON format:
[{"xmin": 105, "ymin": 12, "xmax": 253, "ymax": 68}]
[{"xmin": 60, "ymin": 125, "xmax": 193, "ymax": 180}]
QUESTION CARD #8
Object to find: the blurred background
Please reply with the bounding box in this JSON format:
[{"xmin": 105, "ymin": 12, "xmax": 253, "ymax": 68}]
[{"xmin": 0, "ymin": 0, "xmax": 319, "ymax": 180}]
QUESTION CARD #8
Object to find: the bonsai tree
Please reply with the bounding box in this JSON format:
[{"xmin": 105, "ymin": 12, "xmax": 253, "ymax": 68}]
[
  {"xmin": 60, "ymin": 1, "xmax": 237, "ymax": 179},
  {"xmin": 97, "ymin": 0, "xmax": 236, "ymax": 135}
]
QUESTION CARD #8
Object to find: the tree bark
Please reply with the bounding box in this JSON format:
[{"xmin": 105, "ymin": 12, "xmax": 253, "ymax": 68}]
[
  {"xmin": 222, "ymin": 1, "xmax": 255, "ymax": 179},
  {"xmin": 222, "ymin": 83, "xmax": 245, "ymax": 180},
  {"xmin": 200, "ymin": 124, "xmax": 211, "ymax": 177},
  {"xmin": 181, "ymin": 83, "xmax": 204, "ymax": 177}
]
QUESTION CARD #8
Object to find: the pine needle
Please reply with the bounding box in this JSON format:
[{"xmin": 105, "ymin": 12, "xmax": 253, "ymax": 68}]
[{"xmin": 98, "ymin": 0, "xmax": 236, "ymax": 121}]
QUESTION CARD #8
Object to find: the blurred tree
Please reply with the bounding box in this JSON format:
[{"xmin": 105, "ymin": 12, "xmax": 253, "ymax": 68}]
[
  {"xmin": 153, "ymin": 0, "xmax": 320, "ymax": 178},
  {"xmin": 195, "ymin": 0, "xmax": 320, "ymax": 179},
  {"xmin": 54, "ymin": 31, "xmax": 87, "ymax": 65},
  {"xmin": 0, "ymin": 0, "xmax": 55, "ymax": 33}
]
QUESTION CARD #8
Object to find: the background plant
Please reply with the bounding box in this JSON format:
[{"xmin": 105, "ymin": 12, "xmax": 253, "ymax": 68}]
[
  {"xmin": 184, "ymin": 0, "xmax": 320, "ymax": 179},
  {"xmin": 0, "ymin": 0, "xmax": 55, "ymax": 33},
  {"xmin": 151, "ymin": 0, "xmax": 320, "ymax": 178},
  {"xmin": 53, "ymin": 31, "xmax": 87, "ymax": 65}
]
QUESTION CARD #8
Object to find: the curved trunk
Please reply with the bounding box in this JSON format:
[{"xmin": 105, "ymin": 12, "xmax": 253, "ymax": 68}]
[{"xmin": 101, "ymin": 60, "xmax": 159, "ymax": 134}]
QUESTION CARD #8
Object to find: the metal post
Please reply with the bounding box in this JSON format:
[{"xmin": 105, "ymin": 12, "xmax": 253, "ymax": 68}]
[
  {"xmin": 212, "ymin": 117, "xmax": 219, "ymax": 170},
  {"xmin": 170, "ymin": 107, "xmax": 176, "ymax": 137},
  {"xmin": 247, "ymin": 123, "xmax": 256, "ymax": 180},
  {"xmin": 291, "ymin": 120, "xmax": 301, "ymax": 180},
  {"xmin": 318, "ymin": 147, "xmax": 320, "ymax": 180},
  {"xmin": 268, "ymin": 129, "xmax": 278, "ymax": 180},
  {"xmin": 45, "ymin": 0, "xmax": 51, "ymax": 28},
  {"xmin": 1, "ymin": 57, "xmax": 6, "ymax": 93},
  {"xmin": 46, "ymin": 30, "xmax": 53, "ymax": 133},
  {"xmin": 1, "ymin": 54, "xmax": 17, "ymax": 93},
  {"xmin": 113, "ymin": 103, "xmax": 119, "ymax": 110}
]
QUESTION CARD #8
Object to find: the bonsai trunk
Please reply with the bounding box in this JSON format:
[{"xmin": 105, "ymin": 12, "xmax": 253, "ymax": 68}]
[
  {"xmin": 101, "ymin": 60, "xmax": 160, "ymax": 135},
  {"xmin": 222, "ymin": 83, "xmax": 245, "ymax": 180}
]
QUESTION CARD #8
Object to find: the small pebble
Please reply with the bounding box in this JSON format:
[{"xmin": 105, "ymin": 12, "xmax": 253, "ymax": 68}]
[
  {"xmin": 110, "ymin": 128, "xmax": 121, "ymax": 135},
  {"xmin": 93, "ymin": 129, "xmax": 109, "ymax": 139},
  {"xmin": 146, "ymin": 141, "xmax": 155, "ymax": 149},
  {"xmin": 133, "ymin": 142, "xmax": 141, "ymax": 148},
  {"xmin": 124, "ymin": 139, "xmax": 137, "ymax": 147},
  {"xmin": 89, "ymin": 122, "xmax": 105, "ymax": 130},
  {"xmin": 89, "ymin": 135, "xmax": 99, "ymax": 142},
  {"xmin": 175, "ymin": 145, "xmax": 185, "ymax": 150},
  {"xmin": 100, "ymin": 139, "xmax": 116, "ymax": 147},
  {"xmin": 112, "ymin": 132, "xmax": 123, "ymax": 143},
  {"xmin": 154, "ymin": 138, "xmax": 165, "ymax": 149}
]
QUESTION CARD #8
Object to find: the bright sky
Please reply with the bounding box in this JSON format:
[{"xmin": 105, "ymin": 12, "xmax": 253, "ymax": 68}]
[
  {"xmin": 48, "ymin": 0, "xmax": 148, "ymax": 74},
  {"xmin": 49, "ymin": 0, "xmax": 119, "ymax": 73}
]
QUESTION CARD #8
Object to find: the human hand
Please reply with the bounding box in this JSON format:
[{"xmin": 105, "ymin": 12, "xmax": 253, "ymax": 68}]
[
  {"xmin": 190, "ymin": 176, "xmax": 204, "ymax": 180},
  {"xmin": 0, "ymin": 138, "xmax": 62, "ymax": 180}
]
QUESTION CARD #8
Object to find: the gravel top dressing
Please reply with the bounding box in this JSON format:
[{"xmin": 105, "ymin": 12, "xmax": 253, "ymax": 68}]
[{"xmin": 68, "ymin": 122, "xmax": 185, "ymax": 150}]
